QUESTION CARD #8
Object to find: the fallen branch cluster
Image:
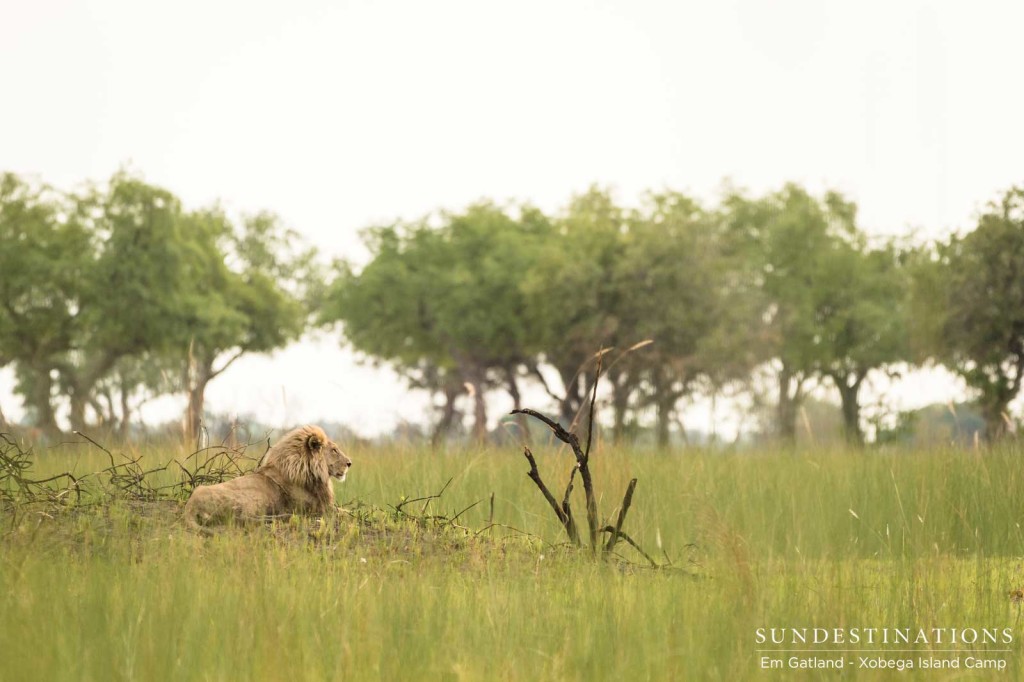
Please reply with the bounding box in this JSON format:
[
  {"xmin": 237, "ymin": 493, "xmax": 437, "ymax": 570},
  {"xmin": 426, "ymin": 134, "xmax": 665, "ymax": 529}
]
[
  {"xmin": 387, "ymin": 477, "xmax": 485, "ymax": 532},
  {"xmin": 0, "ymin": 430, "xmax": 265, "ymax": 519},
  {"xmin": 1, "ymin": 433, "xmax": 81, "ymax": 512},
  {"xmin": 512, "ymin": 355, "xmax": 657, "ymax": 566}
]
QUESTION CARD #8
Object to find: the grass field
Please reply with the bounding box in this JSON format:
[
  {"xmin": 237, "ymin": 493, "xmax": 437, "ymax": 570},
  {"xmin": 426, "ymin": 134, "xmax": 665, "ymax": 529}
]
[{"xmin": 3, "ymin": 437, "xmax": 1024, "ymax": 680}]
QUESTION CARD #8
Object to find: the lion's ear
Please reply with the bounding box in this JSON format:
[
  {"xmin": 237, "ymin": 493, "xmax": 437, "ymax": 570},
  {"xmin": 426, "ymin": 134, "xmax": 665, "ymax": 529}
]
[{"xmin": 307, "ymin": 433, "xmax": 323, "ymax": 454}]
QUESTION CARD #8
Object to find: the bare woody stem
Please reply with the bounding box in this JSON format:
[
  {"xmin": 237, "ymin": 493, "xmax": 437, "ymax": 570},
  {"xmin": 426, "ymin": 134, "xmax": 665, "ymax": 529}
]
[
  {"xmin": 512, "ymin": 353, "xmax": 656, "ymax": 565},
  {"xmin": 522, "ymin": 447, "xmax": 580, "ymax": 545},
  {"xmin": 580, "ymin": 351, "xmax": 603, "ymax": 549},
  {"xmin": 561, "ymin": 465, "xmax": 579, "ymax": 543},
  {"xmin": 604, "ymin": 477, "xmax": 638, "ymax": 553},
  {"xmin": 513, "ymin": 408, "xmax": 600, "ymax": 551},
  {"xmin": 600, "ymin": 526, "xmax": 658, "ymax": 567}
]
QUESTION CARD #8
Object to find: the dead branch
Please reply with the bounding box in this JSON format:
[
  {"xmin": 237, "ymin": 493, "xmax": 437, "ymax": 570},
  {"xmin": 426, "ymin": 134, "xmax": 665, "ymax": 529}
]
[
  {"xmin": 512, "ymin": 409, "xmax": 580, "ymax": 450},
  {"xmin": 583, "ymin": 351, "xmax": 602, "ymax": 462},
  {"xmin": 605, "ymin": 478, "xmax": 638, "ymax": 553},
  {"xmin": 578, "ymin": 351, "xmax": 603, "ymax": 548},
  {"xmin": 512, "ymin": 407, "xmax": 599, "ymax": 549},
  {"xmin": 522, "ymin": 447, "xmax": 579, "ymax": 545},
  {"xmin": 394, "ymin": 477, "xmax": 453, "ymax": 514},
  {"xmin": 560, "ymin": 465, "xmax": 578, "ymax": 542},
  {"xmin": 510, "ymin": 352, "xmax": 659, "ymax": 564},
  {"xmin": 516, "ymin": 352, "xmax": 602, "ymax": 550},
  {"xmin": 450, "ymin": 499, "xmax": 483, "ymax": 524},
  {"xmin": 600, "ymin": 526, "xmax": 658, "ymax": 567}
]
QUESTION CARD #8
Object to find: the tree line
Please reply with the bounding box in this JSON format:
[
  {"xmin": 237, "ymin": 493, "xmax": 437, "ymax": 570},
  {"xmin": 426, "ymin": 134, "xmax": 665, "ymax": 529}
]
[{"xmin": 1, "ymin": 170, "xmax": 1022, "ymax": 446}]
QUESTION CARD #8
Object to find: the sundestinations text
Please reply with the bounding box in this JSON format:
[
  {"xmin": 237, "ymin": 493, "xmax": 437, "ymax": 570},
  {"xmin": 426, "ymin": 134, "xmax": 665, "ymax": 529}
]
[{"xmin": 755, "ymin": 627, "xmax": 1013, "ymax": 646}]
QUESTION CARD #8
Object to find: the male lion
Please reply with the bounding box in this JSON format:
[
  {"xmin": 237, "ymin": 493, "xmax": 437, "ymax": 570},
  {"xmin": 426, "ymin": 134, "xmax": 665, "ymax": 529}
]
[{"xmin": 183, "ymin": 425, "xmax": 351, "ymax": 530}]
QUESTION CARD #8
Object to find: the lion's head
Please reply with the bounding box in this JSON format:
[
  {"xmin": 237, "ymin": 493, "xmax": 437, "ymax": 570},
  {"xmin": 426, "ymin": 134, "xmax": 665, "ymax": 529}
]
[
  {"xmin": 259, "ymin": 425, "xmax": 351, "ymax": 507},
  {"xmin": 294, "ymin": 426, "xmax": 352, "ymax": 483},
  {"xmin": 320, "ymin": 436, "xmax": 353, "ymax": 483}
]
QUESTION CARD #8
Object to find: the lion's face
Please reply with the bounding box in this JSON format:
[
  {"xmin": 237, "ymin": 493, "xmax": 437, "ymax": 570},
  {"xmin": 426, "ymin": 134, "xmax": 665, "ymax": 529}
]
[
  {"xmin": 305, "ymin": 430, "xmax": 351, "ymax": 482},
  {"xmin": 322, "ymin": 440, "xmax": 352, "ymax": 482}
]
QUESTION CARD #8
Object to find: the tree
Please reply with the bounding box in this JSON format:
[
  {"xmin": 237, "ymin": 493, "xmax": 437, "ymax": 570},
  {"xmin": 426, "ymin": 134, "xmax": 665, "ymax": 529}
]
[
  {"xmin": 615, "ymin": 191, "xmax": 742, "ymax": 447},
  {"xmin": 522, "ymin": 187, "xmax": 625, "ymax": 427},
  {"xmin": 722, "ymin": 184, "xmax": 866, "ymax": 443},
  {"xmin": 432, "ymin": 203, "xmax": 551, "ymax": 439},
  {"xmin": 175, "ymin": 209, "xmax": 311, "ymax": 442},
  {"xmin": 1, "ymin": 170, "xmax": 310, "ymax": 441},
  {"xmin": 927, "ymin": 187, "xmax": 1024, "ymax": 440},
  {"xmin": 58, "ymin": 172, "xmax": 198, "ymax": 433},
  {"xmin": 325, "ymin": 203, "xmax": 551, "ymax": 442},
  {"xmin": 322, "ymin": 221, "xmax": 460, "ymax": 438},
  {"xmin": 813, "ymin": 238, "xmax": 909, "ymax": 445},
  {"xmin": 0, "ymin": 173, "xmax": 92, "ymax": 438}
]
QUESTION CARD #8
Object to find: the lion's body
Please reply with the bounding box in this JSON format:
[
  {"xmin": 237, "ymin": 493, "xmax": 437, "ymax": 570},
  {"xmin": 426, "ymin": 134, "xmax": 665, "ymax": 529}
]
[{"xmin": 183, "ymin": 425, "xmax": 351, "ymax": 530}]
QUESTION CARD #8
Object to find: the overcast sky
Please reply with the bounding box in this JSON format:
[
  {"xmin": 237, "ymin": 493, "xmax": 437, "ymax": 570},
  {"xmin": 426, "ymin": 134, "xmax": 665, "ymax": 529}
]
[{"xmin": 2, "ymin": 0, "xmax": 1022, "ymax": 437}]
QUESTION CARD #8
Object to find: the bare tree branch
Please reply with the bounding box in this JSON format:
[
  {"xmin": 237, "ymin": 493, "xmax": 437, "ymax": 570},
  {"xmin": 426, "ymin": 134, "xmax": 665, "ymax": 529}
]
[
  {"xmin": 600, "ymin": 526, "xmax": 657, "ymax": 566},
  {"xmin": 521, "ymin": 447, "xmax": 579, "ymax": 545},
  {"xmin": 605, "ymin": 478, "xmax": 638, "ymax": 553},
  {"xmin": 210, "ymin": 348, "xmax": 247, "ymax": 380}
]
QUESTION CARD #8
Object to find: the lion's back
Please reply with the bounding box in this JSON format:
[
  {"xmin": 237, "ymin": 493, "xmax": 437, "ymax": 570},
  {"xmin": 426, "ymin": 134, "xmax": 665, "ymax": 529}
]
[{"xmin": 183, "ymin": 473, "xmax": 286, "ymax": 528}]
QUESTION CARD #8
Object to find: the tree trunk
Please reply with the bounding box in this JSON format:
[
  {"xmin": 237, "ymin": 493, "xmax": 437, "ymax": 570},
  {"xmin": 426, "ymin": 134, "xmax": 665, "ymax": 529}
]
[
  {"xmin": 450, "ymin": 352, "xmax": 489, "ymax": 443},
  {"xmin": 980, "ymin": 398, "xmax": 1009, "ymax": 442},
  {"xmin": 460, "ymin": 362, "xmax": 487, "ymax": 443},
  {"xmin": 28, "ymin": 366, "xmax": 61, "ymax": 440},
  {"xmin": 65, "ymin": 351, "xmax": 120, "ymax": 433},
  {"xmin": 834, "ymin": 374, "xmax": 864, "ymax": 447},
  {"xmin": 186, "ymin": 382, "xmax": 208, "ymax": 444},
  {"xmin": 653, "ymin": 371, "xmax": 675, "ymax": 449},
  {"xmin": 776, "ymin": 363, "xmax": 801, "ymax": 445},
  {"xmin": 430, "ymin": 383, "xmax": 462, "ymax": 447},
  {"xmin": 471, "ymin": 383, "xmax": 487, "ymax": 442},
  {"xmin": 185, "ymin": 359, "xmax": 214, "ymax": 444},
  {"xmin": 119, "ymin": 383, "xmax": 132, "ymax": 441},
  {"xmin": 506, "ymin": 366, "xmax": 530, "ymax": 444},
  {"xmin": 611, "ymin": 374, "xmax": 631, "ymax": 445},
  {"xmin": 68, "ymin": 386, "xmax": 88, "ymax": 433},
  {"xmin": 555, "ymin": 365, "xmax": 583, "ymax": 426}
]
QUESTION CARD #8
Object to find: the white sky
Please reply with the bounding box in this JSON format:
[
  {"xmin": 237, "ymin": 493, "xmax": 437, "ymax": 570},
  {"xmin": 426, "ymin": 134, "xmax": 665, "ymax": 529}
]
[{"xmin": 1, "ymin": 0, "xmax": 1022, "ymax": 437}]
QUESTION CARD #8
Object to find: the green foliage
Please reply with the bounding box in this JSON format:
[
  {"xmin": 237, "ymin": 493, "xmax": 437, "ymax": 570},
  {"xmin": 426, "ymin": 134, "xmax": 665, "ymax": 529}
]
[
  {"xmin": 721, "ymin": 185, "xmax": 909, "ymax": 444},
  {"xmin": 0, "ymin": 173, "xmax": 95, "ymax": 434},
  {"xmin": 0, "ymin": 174, "xmax": 92, "ymax": 360},
  {"xmin": 924, "ymin": 186, "xmax": 1024, "ymax": 440},
  {"xmin": 329, "ymin": 187, "xmax": 757, "ymax": 445},
  {"xmin": 8, "ymin": 167, "xmax": 1024, "ymax": 447},
  {"xmin": 0, "ymin": 171, "xmax": 313, "ymax": 439},
  {"xmin": 521, "ymin": 186, "xmax": 626, "ymax": 423},
  {"xmin": 323, "ymin": 202, "xmax": 553, "ymax": 438},
  {"xmin": 171, "ymin": 208, "xmax": 311, "ymax": 440}
]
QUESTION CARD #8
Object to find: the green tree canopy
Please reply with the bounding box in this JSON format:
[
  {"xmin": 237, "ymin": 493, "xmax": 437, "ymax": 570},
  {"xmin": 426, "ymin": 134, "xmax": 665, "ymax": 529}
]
[
  {"xmin": 324, "ymin": 202, "xmax": 551, "ymax": 441},
  {"xmin": 0, "ymin": 173, "xmax": 91, "ymax": 437},
  {"xmin": 926, "ymin": 186, "xmax": 1024, "ymax": 440},
  {"xmin": 721, "ymin": 184, "xmax": 897, "ymax": 444},
  {"xmin": 174, "ymin": 209, "xmax": 312, "ymax": 442},
  {"xmin": 0, "ymin": 171, "xmax": 313, "ymax": 440}
]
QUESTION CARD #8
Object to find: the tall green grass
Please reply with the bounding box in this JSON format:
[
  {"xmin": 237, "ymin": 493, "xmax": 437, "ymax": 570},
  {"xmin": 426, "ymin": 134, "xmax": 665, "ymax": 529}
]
[{"xmin": 3, "ymin": 441, "xmax": 1024, "ymax": 680}]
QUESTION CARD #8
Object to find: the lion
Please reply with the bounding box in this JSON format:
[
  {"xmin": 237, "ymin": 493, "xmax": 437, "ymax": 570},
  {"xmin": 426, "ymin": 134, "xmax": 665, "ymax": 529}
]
[{"xmin": 183, "ymin": 425, "xmax": 351, "ymax": 530}]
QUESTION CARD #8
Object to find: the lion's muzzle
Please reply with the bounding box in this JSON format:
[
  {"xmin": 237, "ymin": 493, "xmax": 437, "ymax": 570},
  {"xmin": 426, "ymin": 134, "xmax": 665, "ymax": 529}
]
[{"xmin": 332, "ymin": 454, "xmax": 352, "ymax": 482}]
